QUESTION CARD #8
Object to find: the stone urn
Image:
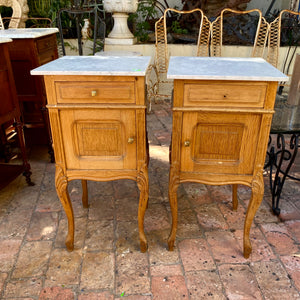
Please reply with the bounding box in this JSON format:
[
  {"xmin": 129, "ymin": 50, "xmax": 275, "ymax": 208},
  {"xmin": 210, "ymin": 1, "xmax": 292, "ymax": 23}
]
[{"xmin": 103, "ymin": 0, "xmax": 138, "ymax": 44}]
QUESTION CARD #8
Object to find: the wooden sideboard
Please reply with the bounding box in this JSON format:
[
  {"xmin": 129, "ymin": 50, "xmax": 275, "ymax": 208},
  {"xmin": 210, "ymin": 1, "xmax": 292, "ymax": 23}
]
[
  {"xmin": 31, "ymin": 56, "xmax": 151, "ymax": 252},
  {"xmin": 0, "ymin": 29, "xmax": 59, "ymax": 162},
  {"xmin": 0, "ymin": 39, "xmax": 32, "ymax": 189},
  {"xmin": 167, "ymin": 57, "xmax": 288, "ymax": 258}
]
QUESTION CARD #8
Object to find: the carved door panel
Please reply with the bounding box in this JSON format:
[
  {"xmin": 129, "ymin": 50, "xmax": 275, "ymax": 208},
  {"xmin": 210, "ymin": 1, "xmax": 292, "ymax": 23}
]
[
  {"xmin": 59, "ymin": 109, "xmax": 136, "ymax": 170},
  {"xmin": 180, "ymin": 111, "xmax": 262, "ymax": 175}
]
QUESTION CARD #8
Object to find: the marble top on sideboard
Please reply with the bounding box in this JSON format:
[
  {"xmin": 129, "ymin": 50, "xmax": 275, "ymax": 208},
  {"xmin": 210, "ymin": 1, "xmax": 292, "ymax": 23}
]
[
  {"xmin": 0, "ymin": 28, "xmax": 58, "ymax": 39},
  {"xmin": 167, "ymin": 57, "xmax": 288, "ymax": 82},
  {"xmin": 0, "ymin": 38, "xmax": 12, "ymax": 44},
  {"xmin": 31, "ymin": 56, "xmax": 152, "ymax": 76}
]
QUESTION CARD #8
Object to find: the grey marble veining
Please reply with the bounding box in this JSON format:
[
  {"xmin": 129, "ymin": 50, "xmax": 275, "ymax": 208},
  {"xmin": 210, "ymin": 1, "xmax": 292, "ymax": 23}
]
[
  {"xmin": 0, "ymin": 28, "xmax": 58, "ymax": 39},
  {"xmin": 167, "ymin": 56, "xmax": 288, "ymax": 82},
  {"xmin": 0, "ymin": 38, "xmax": 12, "ymax": 44},
  {"xmin": 31, "ymin": 56, "xmax": 152, "ymax": 76}
]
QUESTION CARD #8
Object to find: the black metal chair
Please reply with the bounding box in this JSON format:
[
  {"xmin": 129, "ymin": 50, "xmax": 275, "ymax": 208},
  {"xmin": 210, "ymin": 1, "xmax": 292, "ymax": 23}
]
[{"xmin": 57, "ymin": 4, "xmax": 105, "ymax": 56}]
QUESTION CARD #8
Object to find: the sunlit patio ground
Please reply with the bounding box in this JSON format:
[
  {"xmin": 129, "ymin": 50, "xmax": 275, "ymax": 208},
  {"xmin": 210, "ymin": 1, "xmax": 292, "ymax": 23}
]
[{"xmin": 0, "ymin": 100, "xmax": 299, "ymax": 299}]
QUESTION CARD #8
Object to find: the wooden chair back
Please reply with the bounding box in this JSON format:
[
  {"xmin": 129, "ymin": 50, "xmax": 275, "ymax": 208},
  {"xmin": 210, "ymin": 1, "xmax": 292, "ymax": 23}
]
[
  {"xmin": 211, "ymin": 8, "xmax": 268, "ymax": 57},
  {"xmin": 267, "ymin": 9, "xmax": 300, "ymax": 68},
  {"xmin": 155, "ymin": 8, "xmax": 211, "ymax": 75}
]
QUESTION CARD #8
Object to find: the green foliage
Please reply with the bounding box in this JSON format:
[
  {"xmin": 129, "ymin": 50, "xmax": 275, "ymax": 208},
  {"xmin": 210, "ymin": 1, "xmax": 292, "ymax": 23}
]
[
  {"xmin": 171, "ymin": 21, "xmax": 188, "ymax": 34},
  {"xmin": 27, "ymin": 0, "xmax": 72, "ymax": 27},
  {"xmin": 128, "ymin": 0, "xmax": 158, "ymax": 42},
  {"xmin": 92, "ymin": 38, "xmax": 104, "ymax": 53},
  {"xmin": 0, "ymin": 6, "xmax": 12, "ymax": 18},
  {"xmin": 135, "ymin": 21, "xmax": 151, "ymax": 42},
  {"xmin": 136, "ymin": 0, "xmax": 157, "ymax": 20}
]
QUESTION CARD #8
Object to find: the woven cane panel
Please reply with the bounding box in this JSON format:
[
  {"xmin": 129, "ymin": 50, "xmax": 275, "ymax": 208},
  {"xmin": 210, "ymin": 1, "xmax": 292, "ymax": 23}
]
[
  {"xmin": 211, "ymin": 16, "xmax": 221, "ymax": 57},
  {"xmin": 155, "ymin": 17, "xmax": 167, "ymax": 73},
  {"xmin": 267, "ymin": 17, "xmax": 280, "ymax": 67},
  {"xmin": 267, "ymin": 10, "xmax": 300, "ymax": 68},
  {"xmin": 252, "ymin": 17, "xmax": 269, "ymax": 57},
  {"xmin": 197, "ymin": 16, "xmax": 211, "ymax": 57}
]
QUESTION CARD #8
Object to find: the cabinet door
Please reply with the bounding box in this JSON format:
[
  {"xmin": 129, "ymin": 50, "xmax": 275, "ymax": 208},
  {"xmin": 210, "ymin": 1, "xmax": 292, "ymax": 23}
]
[
  {"xmin": 59, "ymin": 109, "xmax": 137, "ymax": 170},
  {"xmin": 180, "ymin": 111, "xmax": 262, "ymax": 175}
]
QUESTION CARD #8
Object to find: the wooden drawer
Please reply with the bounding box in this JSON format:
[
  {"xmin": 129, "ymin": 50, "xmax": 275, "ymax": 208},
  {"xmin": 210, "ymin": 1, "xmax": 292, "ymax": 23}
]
[
  {"xmin": 36, "ymin": 35, "xmax": 57, "ymax": 54},
  {"xmin": 183, "ymin": 81, "xmax": 267, "ymax": 108},
  {"xmin": 38, "ymin": 49, "xmax": 58, "ymax": 65},
  {"xmin": 55, "ymin": 81, "xmax": 136, "ymax": 104}
]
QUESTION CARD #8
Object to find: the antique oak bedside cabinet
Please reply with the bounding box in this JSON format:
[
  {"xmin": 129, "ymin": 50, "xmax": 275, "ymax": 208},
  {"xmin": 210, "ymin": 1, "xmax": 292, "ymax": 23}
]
[
  {"xmin": 0, "ymin": 28, "xmax": 59, "ymax": 162},
  {"xmin": 0, "ymin": 38, "xmax": 32, "ymax": 188},
  {"xmin": 31, "ymin": 56, "xmax": 151, "ymax": 252},
  {"xmin": 167, "ymin": 57, "xmax": 287, "ymax": 258}
]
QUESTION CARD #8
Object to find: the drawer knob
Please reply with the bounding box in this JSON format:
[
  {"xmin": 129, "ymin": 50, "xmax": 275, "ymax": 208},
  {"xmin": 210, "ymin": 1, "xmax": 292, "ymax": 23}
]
[
  {"xmin": 91, "ymin": 90, "xmax": 97, "ymax": 97},
  {"xmin": 184, "ymin": 140, "xmax": 190, "ymax": 147},
  {"xmin": 128, "ymin": 137, "xmax": 135, "ymax": 144}
]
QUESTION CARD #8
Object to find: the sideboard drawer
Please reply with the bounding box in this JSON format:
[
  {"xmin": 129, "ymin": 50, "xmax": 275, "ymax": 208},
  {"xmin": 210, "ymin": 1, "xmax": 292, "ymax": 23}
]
[
  {"xmin": 55, "ymin": 81, "xmax": 136, "ymax": 104},
  {"xmin": 36, "ymin": 35, "xmax": 57, "ymax": 54},
  {"xmin": 38, "ymin": 49, "xmax": 58, "ymax": 65},
  {"xmin": 183, "ymin": 81, "xmax": 267, "ymax": 108}
]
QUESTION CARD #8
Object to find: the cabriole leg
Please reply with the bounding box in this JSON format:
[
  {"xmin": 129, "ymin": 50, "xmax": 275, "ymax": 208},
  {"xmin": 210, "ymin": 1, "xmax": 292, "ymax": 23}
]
[
  {"xmin": 55, "ymin": 166, "xmax": 74, "ymax": 251},
  {"xmin": 137, "ymin": 164, "xmax": 149, "ymax": 252},
  {"xmin": 168, "ymin": 165, "xmax": 180, "ymax": 251},
  {"xmin": 244, "ymin": 171, "xmax": 264, "ymax": 258}
]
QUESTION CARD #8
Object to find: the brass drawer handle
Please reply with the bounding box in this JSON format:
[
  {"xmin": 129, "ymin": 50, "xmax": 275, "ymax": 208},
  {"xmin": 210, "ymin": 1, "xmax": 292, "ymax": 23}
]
[
  {"xmin": 91, "ymin": 90, "xmax": 97, "ymax": 97},
  {"xmin": 184, "ymin": 140, "xmax": 190, "ymax": 147},
  {"xmin": 128, "ymin": 137, "xmax": 135, "ymax": 144}
]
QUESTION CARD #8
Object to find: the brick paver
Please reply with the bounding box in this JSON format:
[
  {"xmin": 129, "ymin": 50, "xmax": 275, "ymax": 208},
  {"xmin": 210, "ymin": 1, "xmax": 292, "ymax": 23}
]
[{"xmin": 0, "ymin": 101, "xmax": 299, "ymax": 299}]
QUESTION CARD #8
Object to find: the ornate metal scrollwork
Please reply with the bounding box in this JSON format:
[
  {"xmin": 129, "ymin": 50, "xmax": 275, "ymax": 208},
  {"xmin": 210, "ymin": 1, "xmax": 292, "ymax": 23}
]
[{"xmin": 265, "ymin": 133, "xmax": 300, "ymax": 215}]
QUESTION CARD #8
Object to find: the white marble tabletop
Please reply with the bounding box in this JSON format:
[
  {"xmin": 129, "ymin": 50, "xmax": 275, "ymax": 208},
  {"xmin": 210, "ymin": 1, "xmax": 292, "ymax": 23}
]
[
  {"xmin": 31, "ymin": 56, "xmax": 152, "ymax": 76},
  {"xmin": 167, "ymin": 57, "xmax": 288, "ymax": 82},
  {"xmin": 0, "ymin": 38, "xmax": 12, "ymax": 44},
  {"xmin": 0, "ymin": 28, "xmax": 58, "ymax": 39}
]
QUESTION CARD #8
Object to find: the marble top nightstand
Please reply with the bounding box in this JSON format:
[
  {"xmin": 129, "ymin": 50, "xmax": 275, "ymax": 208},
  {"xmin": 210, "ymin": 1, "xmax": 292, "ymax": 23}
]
[
  {"xmin": 31, "ymin": 55, "xmax": 151, "ymax": 253},
  {"xmin": 166, "ymin": 56, "xmax": 287, "ymax": 258}
]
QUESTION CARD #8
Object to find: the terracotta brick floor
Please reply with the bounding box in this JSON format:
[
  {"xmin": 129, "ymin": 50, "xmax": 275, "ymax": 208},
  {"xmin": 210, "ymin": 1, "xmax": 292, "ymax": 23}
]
[{"xmin": 0, "ymin": 100, "xmax": 299, "ymax": 299}]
